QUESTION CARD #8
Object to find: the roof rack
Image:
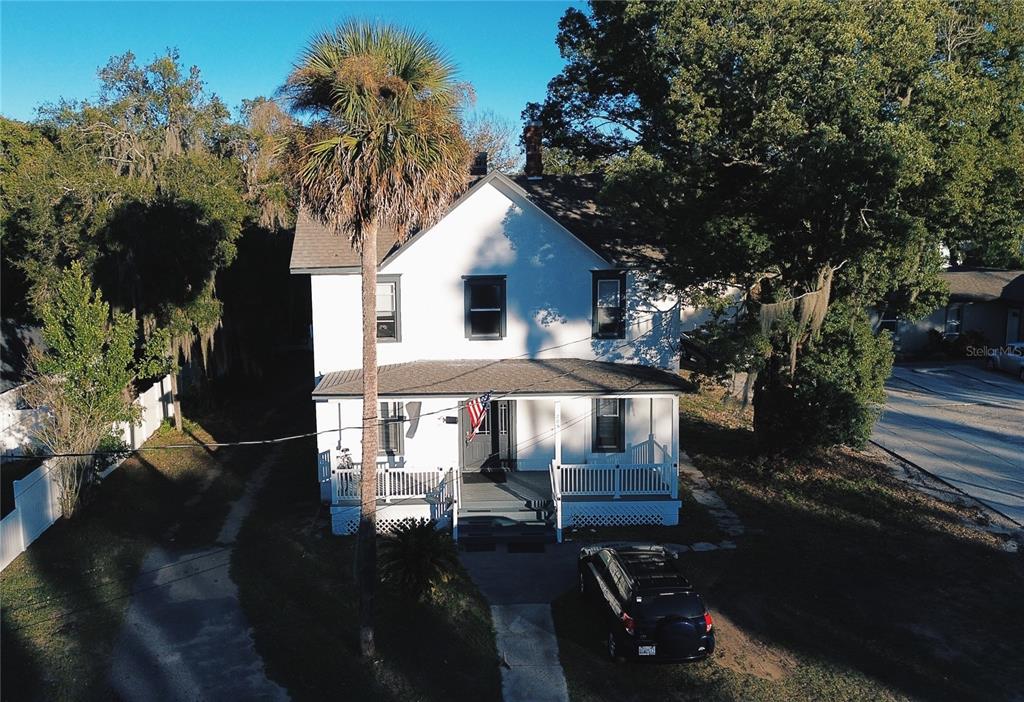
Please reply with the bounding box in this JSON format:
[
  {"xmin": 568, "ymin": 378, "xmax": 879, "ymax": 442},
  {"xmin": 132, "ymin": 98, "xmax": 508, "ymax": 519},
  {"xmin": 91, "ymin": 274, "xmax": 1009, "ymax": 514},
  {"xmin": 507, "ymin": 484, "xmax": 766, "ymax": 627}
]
[{"xmin": 614, "ymin": 548, "xmax": 692, "ymax": 592}]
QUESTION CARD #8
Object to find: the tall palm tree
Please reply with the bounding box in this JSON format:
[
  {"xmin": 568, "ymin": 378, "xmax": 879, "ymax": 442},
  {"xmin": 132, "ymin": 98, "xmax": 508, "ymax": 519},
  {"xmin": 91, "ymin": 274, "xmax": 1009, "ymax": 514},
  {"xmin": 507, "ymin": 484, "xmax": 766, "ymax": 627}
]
[{"xmin": 283, "ymin": 22, "xmax": 469, "ymax": 657}]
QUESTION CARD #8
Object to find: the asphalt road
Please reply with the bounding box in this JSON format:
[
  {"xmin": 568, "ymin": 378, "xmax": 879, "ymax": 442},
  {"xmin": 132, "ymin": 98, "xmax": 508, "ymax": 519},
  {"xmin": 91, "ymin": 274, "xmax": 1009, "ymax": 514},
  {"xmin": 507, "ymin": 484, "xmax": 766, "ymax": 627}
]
[{"xmin": 873, "ymin": 363, "xmax": 1024, "ymax": 525}]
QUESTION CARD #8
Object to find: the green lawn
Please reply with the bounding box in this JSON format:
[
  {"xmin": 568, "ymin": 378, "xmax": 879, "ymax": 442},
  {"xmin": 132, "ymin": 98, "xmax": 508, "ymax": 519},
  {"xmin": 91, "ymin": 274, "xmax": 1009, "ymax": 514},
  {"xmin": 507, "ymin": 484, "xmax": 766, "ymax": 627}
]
[
  {"xmin": 0, "ymin": 376, "xmax": 280, "ymax": 702},
  {"xmin": 553, "ymin": 388, "xmax": 1024, "ymax": 702},
  {"xmin": 232, "ymin": 435, "xmax": 502, "ymax": 702}
]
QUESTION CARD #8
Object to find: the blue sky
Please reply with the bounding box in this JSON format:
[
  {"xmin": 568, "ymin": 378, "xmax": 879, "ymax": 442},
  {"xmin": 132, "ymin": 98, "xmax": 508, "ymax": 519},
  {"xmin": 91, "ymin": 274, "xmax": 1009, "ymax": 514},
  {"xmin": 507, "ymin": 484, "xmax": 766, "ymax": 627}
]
[{"xmin": 1, "ymin": 1, "xmax": 577, "ymax": 127}]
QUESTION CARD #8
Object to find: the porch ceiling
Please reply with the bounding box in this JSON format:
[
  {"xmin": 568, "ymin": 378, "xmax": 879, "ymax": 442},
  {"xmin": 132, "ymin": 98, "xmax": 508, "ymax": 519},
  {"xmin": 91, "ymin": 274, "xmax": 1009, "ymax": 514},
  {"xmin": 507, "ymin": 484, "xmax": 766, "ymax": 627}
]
[{"xmin": 312, "ymin": 358, "xmax": 691, "ymax": 398}]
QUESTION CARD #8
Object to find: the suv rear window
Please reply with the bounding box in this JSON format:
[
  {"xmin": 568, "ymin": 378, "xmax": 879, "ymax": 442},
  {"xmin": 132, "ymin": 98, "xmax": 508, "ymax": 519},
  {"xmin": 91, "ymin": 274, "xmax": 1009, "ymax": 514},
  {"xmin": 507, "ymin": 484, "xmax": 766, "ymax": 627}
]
[{"xmin": 636, "ymin": 592, "xmax": 705, "ymax": 619}]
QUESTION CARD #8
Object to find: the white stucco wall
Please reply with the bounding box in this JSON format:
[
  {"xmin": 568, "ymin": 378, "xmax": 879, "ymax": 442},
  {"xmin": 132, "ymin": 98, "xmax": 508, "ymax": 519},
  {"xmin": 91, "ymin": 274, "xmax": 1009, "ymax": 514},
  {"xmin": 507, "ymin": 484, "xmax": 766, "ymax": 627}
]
[
  {"xmin": 310, "ymin": 179, "xmax": 680, "ymax": 377},
  {"xmin": 317, "ymin": 394, "xmax": 678, "ymax": 472}
]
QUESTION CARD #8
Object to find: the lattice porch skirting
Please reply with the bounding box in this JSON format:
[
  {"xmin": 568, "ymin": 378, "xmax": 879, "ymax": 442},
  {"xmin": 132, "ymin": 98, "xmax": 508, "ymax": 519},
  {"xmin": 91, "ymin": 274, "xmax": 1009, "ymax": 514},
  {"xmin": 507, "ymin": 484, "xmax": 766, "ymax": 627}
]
[
  {"xmin": 562, "ymin": 500, "xmax": 681, "ymax": 528},
  {"xmin": 330, "ymin": 503, "xmax": 449, "ymax": 535}
]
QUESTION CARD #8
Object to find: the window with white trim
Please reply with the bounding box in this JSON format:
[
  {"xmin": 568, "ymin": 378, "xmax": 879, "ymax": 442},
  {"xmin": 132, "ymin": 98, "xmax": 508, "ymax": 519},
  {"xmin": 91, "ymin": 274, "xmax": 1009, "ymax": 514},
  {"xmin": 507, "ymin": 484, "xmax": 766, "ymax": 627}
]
[
  {"xmin": 592, "ymin": 398, "xmax": 625, "ymax": 452},
  {"xmin": 376, "ymin": 277, "xmax": 401, "ymax": 341},
  {"xmin": 378, "ymin": 402, "xmax": 405, "ymax": 455},
  {"xmin": 593, "ymin": 271, "xmax": 626, "ymax": 339}
]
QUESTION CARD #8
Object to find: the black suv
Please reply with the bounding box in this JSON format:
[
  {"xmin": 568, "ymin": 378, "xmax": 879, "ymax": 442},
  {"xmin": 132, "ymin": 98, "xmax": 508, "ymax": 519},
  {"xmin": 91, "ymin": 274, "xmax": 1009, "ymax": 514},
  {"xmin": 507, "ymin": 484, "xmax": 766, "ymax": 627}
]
[{"xmin": 578, "ymin": 544, "xmax": 714, "ymax": 662}]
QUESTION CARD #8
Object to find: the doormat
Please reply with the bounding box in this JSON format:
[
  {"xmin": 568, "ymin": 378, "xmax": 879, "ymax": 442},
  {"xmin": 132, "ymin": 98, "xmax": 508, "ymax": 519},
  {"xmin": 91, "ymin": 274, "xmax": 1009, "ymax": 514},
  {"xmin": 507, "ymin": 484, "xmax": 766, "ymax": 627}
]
[{"xmin": 462, "ymin": 471, "xmax": 508, "ymax": 484}]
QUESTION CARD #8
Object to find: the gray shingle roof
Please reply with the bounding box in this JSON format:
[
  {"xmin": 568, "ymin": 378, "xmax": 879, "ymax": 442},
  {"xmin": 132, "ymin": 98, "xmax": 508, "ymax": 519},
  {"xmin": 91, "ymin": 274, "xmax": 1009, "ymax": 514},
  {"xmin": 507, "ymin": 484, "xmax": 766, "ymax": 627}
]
[
  {"xmin": 290, "ymin": 172, "xmax": 660, "ymax": 272},
  {"xmin": 509, "ymin": 174, "xmax": 662, "ymax": 265},
  {"xmin": 312, "ymin": 358, "xmax": 690, "ymax": 397},
  {"xmin": 289, "ymin": 210, "xmax": 402, "ymax": 271},
  {"xmin": 944, "ymin": 269, "xmax": 1024, "ymax": 304}
]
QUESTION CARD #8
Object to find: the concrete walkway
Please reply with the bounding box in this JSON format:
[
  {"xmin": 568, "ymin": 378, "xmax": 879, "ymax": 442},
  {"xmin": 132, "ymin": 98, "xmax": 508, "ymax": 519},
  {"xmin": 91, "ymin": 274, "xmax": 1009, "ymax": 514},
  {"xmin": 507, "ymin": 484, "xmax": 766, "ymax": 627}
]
[
  {"xmin": 109, "ymin": 453, "xmax": 288, "ymax": 701},
  {"xmin": 492, "ymin": 604, "xmax": 570, "ymax": 702},
  {"xmin": 461, "ymin": 542, "xmax": 578, "ymax": 702}
]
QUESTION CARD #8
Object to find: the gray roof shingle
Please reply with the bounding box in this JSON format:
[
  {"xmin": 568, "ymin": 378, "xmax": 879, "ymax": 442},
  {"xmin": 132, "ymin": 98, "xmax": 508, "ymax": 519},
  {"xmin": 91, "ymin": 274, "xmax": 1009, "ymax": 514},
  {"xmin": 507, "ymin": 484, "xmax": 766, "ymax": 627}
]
[
  {"xmin": 289, "ymin": 210, "xmax": 402, "ymax": 271},
  {"xmin": 312, "ymin": 358, "xmax": 690, "ymax": 397},
  {"xmin": 290, "ymin": 173, "xmax": 660, "ymax": 272},
  {"xmin": 944, "ymin": 269, "xmax": 1024, "ymax": 304}
]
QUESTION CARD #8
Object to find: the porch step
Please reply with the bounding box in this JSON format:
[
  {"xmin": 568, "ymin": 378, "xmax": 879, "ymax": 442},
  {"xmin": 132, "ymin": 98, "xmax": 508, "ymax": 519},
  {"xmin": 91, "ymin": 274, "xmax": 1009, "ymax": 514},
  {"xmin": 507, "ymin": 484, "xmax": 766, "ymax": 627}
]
[
  {"xmin": 459, "ymin": 507, "xmax": 550, "ymax": 522},
  {"xmin": 457, "ymin": 514, "xmax": 555, "ymax": 546},
  {"xmin": 458, "ymin": 498, "xmax": 553, "ymax": 523}
]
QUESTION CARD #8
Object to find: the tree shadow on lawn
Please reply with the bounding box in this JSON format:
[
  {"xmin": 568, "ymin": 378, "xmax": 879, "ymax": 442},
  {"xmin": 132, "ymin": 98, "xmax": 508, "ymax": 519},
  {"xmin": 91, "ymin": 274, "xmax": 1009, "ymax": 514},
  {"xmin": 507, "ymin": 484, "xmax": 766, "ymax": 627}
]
[
  {"xmin": 233, "ymin": 436, "xmax": 502, "ymax": 702},
  {"xmin": 555, "ymin": 515, "xmax": 1023, "ymax": 702},
  {"xmin": 0, "ymin": 355, "xmax": 316, "ymax": 701},
  {"xmin": 0, "ymin": 454, "xmax": 186, "ymax": 701},
  {"xmin": 681, "ymin": 451, "xmax": 1024, "ymax": 702}
]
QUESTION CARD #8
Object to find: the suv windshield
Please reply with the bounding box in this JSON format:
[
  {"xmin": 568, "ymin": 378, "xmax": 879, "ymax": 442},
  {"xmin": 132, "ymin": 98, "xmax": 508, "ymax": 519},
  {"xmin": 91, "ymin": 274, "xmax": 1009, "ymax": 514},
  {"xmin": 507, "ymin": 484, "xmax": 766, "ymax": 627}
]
[{"xmin": 636, "ymin": 591, "xmax": 705, "ymax": 619}]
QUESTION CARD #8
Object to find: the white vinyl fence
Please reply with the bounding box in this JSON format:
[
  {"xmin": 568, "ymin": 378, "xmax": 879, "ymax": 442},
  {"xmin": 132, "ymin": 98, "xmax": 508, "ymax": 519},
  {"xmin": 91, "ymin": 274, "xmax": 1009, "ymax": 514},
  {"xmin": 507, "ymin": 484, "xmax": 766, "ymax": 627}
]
[
  {"xmin": 0, "ymin": 384, "xmax": 44, "ymax": 456},
  {"xmin": 0, "ymin": 375, "xmax": 174, "ymax": 572}
]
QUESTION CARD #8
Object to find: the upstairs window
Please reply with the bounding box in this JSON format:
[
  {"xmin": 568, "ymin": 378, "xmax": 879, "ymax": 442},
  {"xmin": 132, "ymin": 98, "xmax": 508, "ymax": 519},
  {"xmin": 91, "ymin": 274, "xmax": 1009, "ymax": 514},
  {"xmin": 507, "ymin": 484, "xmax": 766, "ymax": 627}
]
[
  {"xmin": 376, "ymin": 276, "xmax": 401, "ymax": 342},
  {"xmin": 592, "ymin": 398, "xmax": 625, "ymax": 453},
  {"xmin": 378, "ymin": 402, "xmax": 405, "ymax": 455},
  {"xmin": 593, "ymin": 271, "xmax": 626, "ymax": 339},
  {"xmin": 465, "ymin": 276, "xmax": 506, "ymax": 339}
]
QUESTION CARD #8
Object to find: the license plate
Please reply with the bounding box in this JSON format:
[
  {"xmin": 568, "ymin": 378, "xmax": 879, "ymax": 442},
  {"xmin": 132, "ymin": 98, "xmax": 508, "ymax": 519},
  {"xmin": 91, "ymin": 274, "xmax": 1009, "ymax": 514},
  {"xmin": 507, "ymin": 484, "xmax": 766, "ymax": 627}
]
[{"xmin": 638, "ymin": 645, "xmax": 657, "ymax": 656}]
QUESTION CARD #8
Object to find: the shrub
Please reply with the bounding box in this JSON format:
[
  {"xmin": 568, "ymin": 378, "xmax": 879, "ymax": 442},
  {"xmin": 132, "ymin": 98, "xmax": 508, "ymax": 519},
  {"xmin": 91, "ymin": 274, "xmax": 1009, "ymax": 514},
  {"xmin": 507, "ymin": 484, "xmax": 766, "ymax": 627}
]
[
  {"xmin": 755, "ymin": 302, "xmax": 893, "ymax": 455},
  {"xmin": 378, "ymin": 519, "xmax": 458, "ymax": 600}
]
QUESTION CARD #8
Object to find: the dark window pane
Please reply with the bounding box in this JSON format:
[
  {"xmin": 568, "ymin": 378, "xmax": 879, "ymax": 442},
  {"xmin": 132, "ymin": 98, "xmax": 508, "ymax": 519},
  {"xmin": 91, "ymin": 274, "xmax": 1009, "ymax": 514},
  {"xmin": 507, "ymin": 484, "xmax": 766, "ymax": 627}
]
[
  {"xmin": 470, "ymin": 310, "xmax": 502, "ymax": 336},
  {"xmin": 639, "ymin": 593, "xmax": 705, "ymax": 619},
  {"xmin": 597, "ymin": 308, "xmax": 621, "ymax": 336},
  {"xmin": 594, "ymin": 399, "xmax": 623, "ymax": 451},
  {"xmin": 377, "ymin": 316, "xmax": 396, "ymax": 339},
  {"xmin": 597, "ymin": 279, "xmax": 621, "ymax": 308},
  {"xmin": 596, "ymin": 417, "xmax": 619, "ymax": 448},
  {"xmin": 470, "ymin": 282, "xmax": 501, "ymax": 309}
]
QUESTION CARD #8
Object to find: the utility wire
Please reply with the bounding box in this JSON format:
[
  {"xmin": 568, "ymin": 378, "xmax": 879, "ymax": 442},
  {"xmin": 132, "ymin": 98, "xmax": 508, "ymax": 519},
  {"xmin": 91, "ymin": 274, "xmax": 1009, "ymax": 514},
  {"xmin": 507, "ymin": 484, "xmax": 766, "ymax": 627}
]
[
  {"xmin": 2, "ymin": 312, "xmax": 676, "ymax": 497},
  {"xmin": 4, "ymin": 311, "xmax": 672, "ymax": 462}
]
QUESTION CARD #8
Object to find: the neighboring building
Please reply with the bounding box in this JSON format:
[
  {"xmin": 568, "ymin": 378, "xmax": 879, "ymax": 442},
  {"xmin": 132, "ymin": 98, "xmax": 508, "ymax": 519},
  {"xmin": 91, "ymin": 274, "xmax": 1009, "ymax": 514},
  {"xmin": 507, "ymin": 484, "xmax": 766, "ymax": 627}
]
[
  {"xmin": 880, "ymin": 269, "xmax": 1024, "ymax": 357},
  {"xmin": 290, "ymin": 147, "xmax": 685, "ymax": 541}
]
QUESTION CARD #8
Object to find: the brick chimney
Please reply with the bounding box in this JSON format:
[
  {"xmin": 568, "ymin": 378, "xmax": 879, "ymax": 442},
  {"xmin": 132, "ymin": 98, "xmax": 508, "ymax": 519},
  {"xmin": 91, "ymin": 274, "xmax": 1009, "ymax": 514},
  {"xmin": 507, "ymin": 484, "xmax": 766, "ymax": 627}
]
[
  {"xmin": 469, "ymin": 151, "xmax": 488, "ymax": 176},
  {"xmin": 524, "ymin": 120, "xmax": 543, "ymax": 179}
]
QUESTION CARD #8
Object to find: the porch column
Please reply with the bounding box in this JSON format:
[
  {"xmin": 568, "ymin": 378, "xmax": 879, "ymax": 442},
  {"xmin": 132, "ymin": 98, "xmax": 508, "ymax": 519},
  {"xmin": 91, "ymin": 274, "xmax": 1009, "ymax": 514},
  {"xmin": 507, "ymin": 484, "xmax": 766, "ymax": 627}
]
[
  {"xmin": 553, "ymin": 399, "xmax": 562, "ymax": 466},
  {"xmin": 672, "ymin": 394, "xmax": 680, "ymax": 499}
]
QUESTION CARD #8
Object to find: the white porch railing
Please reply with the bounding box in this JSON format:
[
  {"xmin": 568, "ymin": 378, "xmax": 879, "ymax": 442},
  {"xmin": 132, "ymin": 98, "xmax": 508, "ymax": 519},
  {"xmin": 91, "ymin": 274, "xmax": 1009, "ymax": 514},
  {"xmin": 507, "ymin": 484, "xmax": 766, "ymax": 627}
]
[
  {"xmin": 554, "ymin": 463, "xmax": 677, "ymax": 499},
  {"xmin": 332, "ymin": 464, "xmax": 455, "ymax": 504},
  {"xmin": 548, "ymin": 461, "xmax": 679, "ymax": 543}
]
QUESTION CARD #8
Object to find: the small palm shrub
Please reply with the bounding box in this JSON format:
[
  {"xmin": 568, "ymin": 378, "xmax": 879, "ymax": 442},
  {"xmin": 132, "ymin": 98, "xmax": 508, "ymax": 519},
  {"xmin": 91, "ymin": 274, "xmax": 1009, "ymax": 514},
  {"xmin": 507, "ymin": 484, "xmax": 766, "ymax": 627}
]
[{"xmin": 379, "ymin": 519, "xmax": 458, "ymax": 600}]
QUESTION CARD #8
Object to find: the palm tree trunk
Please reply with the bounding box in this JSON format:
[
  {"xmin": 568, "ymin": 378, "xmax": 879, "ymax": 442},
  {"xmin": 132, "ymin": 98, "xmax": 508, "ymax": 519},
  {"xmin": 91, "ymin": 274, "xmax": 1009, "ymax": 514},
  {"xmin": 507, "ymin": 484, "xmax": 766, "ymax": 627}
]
[{"xmin": 357, "ymin": 221, "xmax": 379, "ymax": 658}]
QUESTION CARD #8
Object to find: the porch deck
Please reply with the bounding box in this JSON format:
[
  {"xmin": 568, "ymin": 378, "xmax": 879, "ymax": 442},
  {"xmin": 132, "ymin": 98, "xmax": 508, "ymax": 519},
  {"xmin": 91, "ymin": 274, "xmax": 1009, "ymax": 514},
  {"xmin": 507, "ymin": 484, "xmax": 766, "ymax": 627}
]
[{"xmin": 319, "ymin": 446, "xmax": 683, "ymax": 538}]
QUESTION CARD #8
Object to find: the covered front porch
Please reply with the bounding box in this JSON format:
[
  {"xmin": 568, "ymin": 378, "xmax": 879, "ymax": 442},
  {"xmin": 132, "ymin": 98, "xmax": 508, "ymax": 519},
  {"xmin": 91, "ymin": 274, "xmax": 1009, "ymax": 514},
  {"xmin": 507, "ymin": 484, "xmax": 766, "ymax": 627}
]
[{"xmin": 312, "ymin": 358, "xmax": 687, "ymax": 540}]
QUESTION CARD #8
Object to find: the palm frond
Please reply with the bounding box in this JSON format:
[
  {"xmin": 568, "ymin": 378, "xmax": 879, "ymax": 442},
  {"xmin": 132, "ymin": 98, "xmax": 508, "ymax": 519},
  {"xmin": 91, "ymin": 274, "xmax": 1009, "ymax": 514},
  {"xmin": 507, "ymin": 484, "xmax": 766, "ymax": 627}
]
[{"xmin": 282, "ymin": 20, "xmax": 471, "ymax": 242}]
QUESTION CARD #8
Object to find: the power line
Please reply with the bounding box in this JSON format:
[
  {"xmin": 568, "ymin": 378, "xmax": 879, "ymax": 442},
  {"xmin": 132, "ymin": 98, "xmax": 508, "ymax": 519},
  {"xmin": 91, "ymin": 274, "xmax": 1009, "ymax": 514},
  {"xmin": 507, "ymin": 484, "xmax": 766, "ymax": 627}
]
[
  {"xmin": 4, "ymin": 311, "xmax": 673, "ymax": 462},
  {"xmin": 2, "ymin": 312, "xmax": 677, "ymax": 499},
  {"xmin": 6, "ymin": 378, "xmax": 659, "ymax": 631}
]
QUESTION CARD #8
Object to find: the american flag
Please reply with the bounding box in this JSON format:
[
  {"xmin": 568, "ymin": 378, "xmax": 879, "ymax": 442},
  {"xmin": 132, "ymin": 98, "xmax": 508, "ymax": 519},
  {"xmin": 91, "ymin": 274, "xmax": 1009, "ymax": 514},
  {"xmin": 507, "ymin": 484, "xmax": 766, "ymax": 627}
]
[{"xmin": 465, "ymin": 392, "xmax": 492, "ymax": 443}]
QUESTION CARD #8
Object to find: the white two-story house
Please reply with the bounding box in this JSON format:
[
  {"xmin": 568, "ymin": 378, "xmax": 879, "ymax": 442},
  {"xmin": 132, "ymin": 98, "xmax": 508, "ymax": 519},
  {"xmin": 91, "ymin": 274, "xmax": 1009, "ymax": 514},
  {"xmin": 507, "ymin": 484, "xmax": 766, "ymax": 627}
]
[{"xmin": 290, "ymin": 157, "xmax": 686, "ymax": 541}]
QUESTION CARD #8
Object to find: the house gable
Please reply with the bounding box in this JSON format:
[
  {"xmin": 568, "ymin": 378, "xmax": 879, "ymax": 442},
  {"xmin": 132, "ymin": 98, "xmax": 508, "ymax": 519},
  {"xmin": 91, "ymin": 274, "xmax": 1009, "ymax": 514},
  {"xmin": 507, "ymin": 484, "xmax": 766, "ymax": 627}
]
[
  {"xmin": 290, "ymin": 171, "xmax": 617, "ymax": 274},
  {"xmin": 378, "ymin": 171, "xmax": 612, "ymax": 272}
]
